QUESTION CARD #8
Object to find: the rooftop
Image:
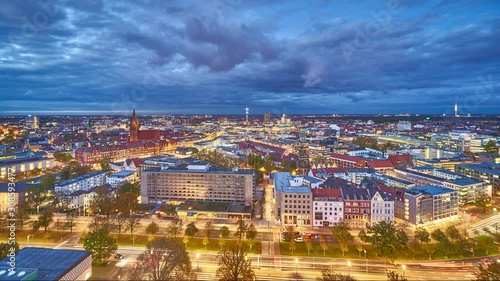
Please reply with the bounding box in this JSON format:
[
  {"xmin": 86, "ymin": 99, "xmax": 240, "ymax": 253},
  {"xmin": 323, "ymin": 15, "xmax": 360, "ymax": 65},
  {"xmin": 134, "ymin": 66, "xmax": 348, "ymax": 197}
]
[
  {"xmin": 0, "ymin": 181, "xmax": 34, "ymax": 193},
  {"xmin": 55, "ymin": 171, "xmax": 107, "ymax": 187},
  {"xmin": 273, "ymin": 172, "xmax": 312, "ymax": 193},
  {"xmin": 409, "ymin": 185, "xmax": 457, "ymax": 196},
  {"xmin": 109, "ymin": 170, "xmax": 135, "ymax": 178},
  {"xmin": 0, "ymin": 247, "xmax": 91, "ymax": 280}
]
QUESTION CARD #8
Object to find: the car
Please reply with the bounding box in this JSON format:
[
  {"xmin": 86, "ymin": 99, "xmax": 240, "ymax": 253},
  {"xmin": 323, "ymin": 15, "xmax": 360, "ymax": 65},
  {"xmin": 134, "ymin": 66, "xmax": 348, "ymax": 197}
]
[
  {"xmin": 481, "ymin": 258, "xmax": 494, "ymax": 265},
  {"xmin": 294, "ymin": 236, "xmax": 304, "ymax": 243},
  {"xmin": 302, "ymin": 232, "xmax": 312, "ymax": 239},
  {"xmin": 115, "ymin": 253, "xmax": 124, "ymax": 259}
]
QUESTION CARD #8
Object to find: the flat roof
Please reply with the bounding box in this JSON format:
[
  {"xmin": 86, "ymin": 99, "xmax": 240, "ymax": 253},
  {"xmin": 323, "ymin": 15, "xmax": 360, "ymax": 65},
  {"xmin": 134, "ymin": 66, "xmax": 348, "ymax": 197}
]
[
  {"xmin": 456, "ymin": 164, "xmax": 500, "ymax": 176},
  {"xmin": 409, "ymin": 185, "xmax": 457, "ymax": 196},
  {"xmin": 0, "ymin": 247, "xmax": 91, "ymax": 280},
  {"xmin": 0, "ymin": 181, "xmax": 34, "ymax": 193},
  {"xmin": 55, "ymin": 171, "xmax": 107, "ymax": 187},
  {"xmin": 274, "ymin": 172, "xmax": 312, "ymax": 193},
  {"xmin": 109, "ymin": 170, "xmax": 135, "ymax": 177}
]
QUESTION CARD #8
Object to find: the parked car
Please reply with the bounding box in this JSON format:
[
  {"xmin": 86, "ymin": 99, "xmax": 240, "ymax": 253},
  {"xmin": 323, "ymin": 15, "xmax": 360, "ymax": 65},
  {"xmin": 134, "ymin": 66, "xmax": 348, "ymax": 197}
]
[
  {"xmin": 302, "ymin": 232, "xmax": 312, "ymax": 239},
  {"xmin": 115, "ymin": 253, "xmax": 124, "ymax": 259},
  {"xmin": 294, "ymin": 236, "xmax": 304, "ymax": 243}
]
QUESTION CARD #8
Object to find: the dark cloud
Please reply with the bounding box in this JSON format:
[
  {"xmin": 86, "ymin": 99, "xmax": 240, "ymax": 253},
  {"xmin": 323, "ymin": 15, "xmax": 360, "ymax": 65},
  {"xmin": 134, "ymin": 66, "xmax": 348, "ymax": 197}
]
[{"xmin": 0, "ymin": 0, "xmax": 499, "ymax": 114}]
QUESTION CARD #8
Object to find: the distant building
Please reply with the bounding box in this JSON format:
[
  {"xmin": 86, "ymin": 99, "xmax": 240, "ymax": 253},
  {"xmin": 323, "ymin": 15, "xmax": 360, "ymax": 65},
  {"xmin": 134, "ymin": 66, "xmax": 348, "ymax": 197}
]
[
  {"xmin": 129, "ymin": 108, "xmax": 161, "ymax": 142},
  {"xmin": 0, "ymin": 247, "xmax": 92, "ymax": 280},
  {"xmin": 404, "ymin": 185, "xmax": 459, "ymax": 225},
  {"xmin": 0, "ymin": 181, "xmax": 34, "ymax": 213},
  {"xmin": 477, "ymin": 152, "xmax": 500, "ymax": 164},
  {"xmin": 25, "ymin": 115, "xmax": 39, "ymax": 130},
  {"xmin": 55, "ymin": 171, "xmax": 107, "ymax": 194},
  {"xmin": 263, "ymin": 112, "xmax": 271, "ymax": 123},
  {"xmin": 455, "ymin": 162, "xmax": 500, "ymax": 194},
  {"xmin": 330, "ymin": 153, "xmax": 366, "ymax": 168},
  {"xmin": 414, "ymin": 156, "xmax": 473, "ymax": 171},
  {"xmin": 296, "ymin": 130, "xmax": 310, "ymax": 175},
  {"xmin": 141, "ymin": 158, "xmax": 255, "ymax": 206},
  {"xmin": 397, "ymin": 121, "xmax": 412, "ymax": 131}
]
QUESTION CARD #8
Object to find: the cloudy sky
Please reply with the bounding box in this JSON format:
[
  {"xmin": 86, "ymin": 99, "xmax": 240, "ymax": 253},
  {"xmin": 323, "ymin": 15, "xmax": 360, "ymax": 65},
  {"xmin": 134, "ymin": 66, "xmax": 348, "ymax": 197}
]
[{"xmin": 1, "ymin": 0, "xmax": 499, "ymax": 115}]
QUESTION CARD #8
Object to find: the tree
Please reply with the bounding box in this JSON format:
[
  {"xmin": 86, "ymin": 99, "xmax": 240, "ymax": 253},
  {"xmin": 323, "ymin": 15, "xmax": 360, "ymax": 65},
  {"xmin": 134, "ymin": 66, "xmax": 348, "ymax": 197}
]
[
  {"xmin": 65, "ymin": 211, "xmax": 77, "ymax": 233},
  {"xmin": 289, "ymin": 238, "xmax": 297, "ymax": 254},
  {"xmin": 185, "ymin": 222, "xmax": 199, "ymax": 238},
  {"xmin": 0, "ymin": 242, "xmax": 19, "ymax": 260},
  {"xmin": 431, "ymin": 229, "xmax": 452, "ymax": 258},
  {"xmin": 245, "ymin": 223, "xmax": 257, "ymax": 250},
  {"xmin": 483, "ymin": 140, "xmax": 498, "ymax": 154},
  {"xmin": 166, "ymin": 222, "xmax": 182, "ymax": 238},
  {"xmin": 475, "ymin": 192, "xmax": 493, "ymax": 213},
  {"xmin": 83, "ymin": 228, "xmax": 117, "ymax": 264},
  {"xmin": 218, "ymin": 237, "xmax": 226, "ymax": 250},
  {"xmin": 53, "ymin": 152, "xmax": 73, "ymax": 163},
  {"xmin": 387, "ymin": 270, "xmax": 408, "ymax": 281},
  {"xmin": 216, "ymin": 242, "xmax": 255, "ymax": 281},
  {"xmin": 118, "ymin": 182, "xmax": 141, "ymax": 197},
  {"xmin": 15, "ymin": 201, "xmax": 30, "ymax": 231},
  {"xmin": 204, "ymin": 220, "xmax": 215, "ymax": 238},
  {"xmin": 26, "ymin": 185, "xmax": 47, "ymax": 213},
  {"xmin": 183, "ymin": 236, "xmax": 190, "ymax": 248},
  {"xmin": 127, "ymin": 237, "xmax": 195, "ymax": 281},
  {"xmin": 113, "ymin": 213, "xmax": 128, "ymax": 235},
  {"xmin": 320, "ymin": 235, "xmax": 329, "ymax": 255},
  {"xmin": 414, "ymin": 227, "xmax": 430, "ymax": 247},
  {"xmin": 146, "ymin": 222, "xmax": 160, "ymax": 235},
  {"xmin": 305, "ymin": 237, "xmax": 314, "ymax": 255},
  {"xmin": 126, "ymin": 213, "xmax": 141, "ymax": 236},
  {"xmin": 89, "ymin": 215, "xmax": 111, "ymax": 232},
  {"xmin": 234, "ymin": 218, "xmax": 248, "ymax": 240},
  {"xmin": 34, "ymin": 207, "xmax": 54, "ymax": 233},
  {"xmin": 352, "ymin": 135, "xmax": 379, "ymax": 150},
  {"xmin": 317, "ymin": 269, "xmax": 357, "ymax": 281},
  {"xmin": 89, "ymin": 185, "xmax": 114, "ymax": 218},
  {"xmin": 219, "ymin": 226, "xmax": 230, "ymax": 238},
  {"xmin": 39, "ymin": 174, "xmax": 56, "ymax": 189},
  {"xmin": 473, "ymin": 261, "xmax": 500, "ymax": 281},
  {"xmin": 363, "ymin": 221, "xmax": 408, "ymax": 263},
  {"xmin": 100, "ymin": 158, "xmax": 112, "ymax": 171},
  {"xmin": 203, "ymin": 235, "xmax": 210, "ymax": 249},
  {"xmin": 116, "ymin": 192, "xmax": 138, "ymax": 214},
  {"xmin": 331, "ymin": 221, "xmax": 354, "ymax": 256}
]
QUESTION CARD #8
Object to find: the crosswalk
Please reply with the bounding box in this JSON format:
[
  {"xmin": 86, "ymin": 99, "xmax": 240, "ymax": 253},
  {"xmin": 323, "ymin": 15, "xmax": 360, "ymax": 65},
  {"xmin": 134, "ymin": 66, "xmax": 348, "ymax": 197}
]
[{"xmin": 467, "ymin": 214, "xmax": 500, "ymax": 237}]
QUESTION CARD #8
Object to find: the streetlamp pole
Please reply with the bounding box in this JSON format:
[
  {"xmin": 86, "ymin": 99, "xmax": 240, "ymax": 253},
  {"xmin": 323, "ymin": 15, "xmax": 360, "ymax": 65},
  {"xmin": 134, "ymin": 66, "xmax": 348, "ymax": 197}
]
[
  {"xmin": 196, "ymin": 253, "xmax": 200, "ymax": 271},
  {"xmin": 348, "ymin": 261, "xmax": 351, "ymax": 277},
  {"xmin": 295, "ymin": 258, "xmax": 298, "ymax": 281},
  {"xmin": 364, "ymin": 250, "xmax": 367, "ymax": 275},
  {"xmin": 402, "ymin": 264, "xmax": 406, "ymax": 280}
]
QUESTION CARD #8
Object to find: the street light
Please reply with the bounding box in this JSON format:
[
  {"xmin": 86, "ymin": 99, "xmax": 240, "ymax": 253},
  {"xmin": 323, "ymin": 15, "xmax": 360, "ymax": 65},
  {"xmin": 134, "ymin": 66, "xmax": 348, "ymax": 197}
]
[
  {"xmin": 347, "ymin": 261, "xmax": 351, "ymax": 277},
  {"xmin": 196, "ymin": 253, "xmax": 200, "ymax": 270},
  {"xmin": 402, "ymin": 264, "xmax": 406, "ymax": 279},
  {"xmin": 364, "ymin": 250, "xmax": 367, "ymax": 274}
]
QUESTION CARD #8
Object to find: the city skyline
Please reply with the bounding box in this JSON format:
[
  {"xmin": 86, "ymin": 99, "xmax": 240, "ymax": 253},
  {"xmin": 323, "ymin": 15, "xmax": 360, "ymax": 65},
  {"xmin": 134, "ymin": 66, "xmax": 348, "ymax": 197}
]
[{"xmin": 1, "ymin": 0, "xmax": 499, "ymax": 115}]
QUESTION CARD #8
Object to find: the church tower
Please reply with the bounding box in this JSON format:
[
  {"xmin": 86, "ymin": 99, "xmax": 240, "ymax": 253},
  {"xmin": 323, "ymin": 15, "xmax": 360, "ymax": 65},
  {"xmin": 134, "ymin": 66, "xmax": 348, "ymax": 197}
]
[
  {"xmin": 129, "ymin": 107, "xmax": 140, "ymax": 142},
  {"xmin": 296, "ymin": 128, "xmax": 310, "ymax": 175}
]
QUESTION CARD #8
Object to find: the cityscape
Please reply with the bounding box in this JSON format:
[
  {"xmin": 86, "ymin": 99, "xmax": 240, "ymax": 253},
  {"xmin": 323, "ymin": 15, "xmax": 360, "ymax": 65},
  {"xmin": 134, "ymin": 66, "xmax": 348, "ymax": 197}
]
[{"xmin": 1, "ymin": 1, "xmax": 499, "ymax": 281}]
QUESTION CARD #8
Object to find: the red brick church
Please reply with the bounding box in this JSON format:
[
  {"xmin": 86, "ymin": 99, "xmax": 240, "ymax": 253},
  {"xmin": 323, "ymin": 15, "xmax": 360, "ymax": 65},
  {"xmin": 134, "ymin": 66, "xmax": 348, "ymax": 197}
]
[{"xmin": 129, "ymin": 108, "xmax": 161, "ymax": 142}]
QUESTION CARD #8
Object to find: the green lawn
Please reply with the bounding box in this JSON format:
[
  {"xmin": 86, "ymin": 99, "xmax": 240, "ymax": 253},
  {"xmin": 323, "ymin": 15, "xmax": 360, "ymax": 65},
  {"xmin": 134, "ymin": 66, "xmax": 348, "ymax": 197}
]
[{"xmin": 0, "ymin": 230, "xmax": 73, "ymax": 244}]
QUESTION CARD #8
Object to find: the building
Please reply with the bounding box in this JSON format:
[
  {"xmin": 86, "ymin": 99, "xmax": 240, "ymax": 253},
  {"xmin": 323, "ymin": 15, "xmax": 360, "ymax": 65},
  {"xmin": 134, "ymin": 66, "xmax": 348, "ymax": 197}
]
[
  {"xmin": 0, "ymin": 156, "xmax": 54, "ymax": 179},
  {"xmin": 106, "ymin": 170, "xmax": 136, "ymax": 188},
  {"xmin": 391, "ymin": 167, "xmax": 488, "ymax": 204},
  {"xmin": 309, "ymin": 167, "xmax": 374, "ymax": 184},
  {"xmin": 455, "ymin": 162, "xmax": 500, "ymax": 194},
  {"xmin": 296, "ymin": 130, "xmax": 310, "ymax": 175},
  {"xmin": 263, "ymin": 112, "xmax": 271, "ymax": 123},
  {"xmin": 404, "ymin": 185, "xmax": 459, "ymax": 225},
  {"xmin": 0, "ymin": 181, "xmax": 33, "ymax": 213},
  {"xmin": 141, "ymin": 158, "xmax": 255, "ymax": 206},
  {"xmin": 55, "ymin": 171, "xmax": 107, "ymax": 194},
  {"xmin": 340, "ymin": 186, "xmax": 371, "ymax": 228},
  {"xmin": 431, "ymin": 134, "xmax": 466, "ymax": 151},
  {"xmin": 312, "ymin": 188, "xmax": 343, "ymax": 227},
  {"xmin": 423, "ymin": 147, "xmax": 463, "ymax": 159},
  {"xmin": 397, "ymin": 121, "xmax": 412, "ymax": 131},
  {"xmin": 414, "ymin": 156, "xmax": 473, "ymax": 171},
  {"xmin": 370, "ymin": 173, "xmax": 415, "ymax": 189},
  {"xmin": 330, "ymin": 153, "xmax": 366, "ymax": 168},
  {"xmin": 129, "ymin": 108, "xmax": 161, "ymax": 142},
  {"xmin": 25, "ymin": 115, "xmax": 39, "ymax": 130},
  {"xmin": 477, "ymin": 153, "xmax": 500, "ymax": 164},
  {"xmin": 176, "ymin": 201, "xmax": 252, "ymax": 220},
  {"xmin": 273, "ymin": 172, "xmax": 312, "ymax": 226},
  {"xmin": 0, "ymin": 247, "xmax": 92, "ymax": 280},
  {"xmin": 369, "ymin": 189, "xmax": 394, "ymax": 225},
  {"xmin": 66, "ymin": 184, "xmax": 115, "ymax": 215}
]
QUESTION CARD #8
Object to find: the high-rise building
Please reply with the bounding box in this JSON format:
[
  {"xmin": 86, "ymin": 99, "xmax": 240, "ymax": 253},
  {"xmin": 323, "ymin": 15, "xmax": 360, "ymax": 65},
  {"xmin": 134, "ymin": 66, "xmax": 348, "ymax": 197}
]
[
  {"xmin": 263, "ymin": 112, "xmax": 271, "ymax": 123},
  {"xmin": 26, "ymin": 115, "xmax": 39, "ymax": 129},
  {"xmin": 455, "ymin": 101, "xmax": 458, "ymax": 117},
  {"xmin": 245, "ymin": 106, "xmax": 249, "ymax": 124},
  {"xmin": 297, "ymin": 129, "xmax": 310, "ymax": 175}
]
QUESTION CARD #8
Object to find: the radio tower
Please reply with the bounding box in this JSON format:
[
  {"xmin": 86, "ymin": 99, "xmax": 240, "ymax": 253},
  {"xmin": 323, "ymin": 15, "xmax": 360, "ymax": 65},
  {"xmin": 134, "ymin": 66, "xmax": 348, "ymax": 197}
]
[
  {"xmin": 454, "ymin": 101, "xmax": 458, "ymax": 117},
  {"xmin": 245, "ymin": 106, "xmax": 249, "ymax": 124}
]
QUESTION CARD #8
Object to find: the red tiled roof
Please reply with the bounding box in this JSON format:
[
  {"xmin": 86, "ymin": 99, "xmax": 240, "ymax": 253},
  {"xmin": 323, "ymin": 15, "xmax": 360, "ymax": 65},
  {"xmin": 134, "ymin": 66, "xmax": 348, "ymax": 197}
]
[
  {"xmin": 367, "ymin": 160, "xmax": 394, "ymax": 169},
  {"xmin": 137, "ymin": 130, "xmax": 161, "ymax": 140},
  {"xmin": 312, "ymin": 188, "xmax": 342, "ymax": 198},
  {"xmin": 126, "ymin": 158, "xmax": 143, "ymax": 167},
  {"xmin": 388, "ymin": 154, "xmax": 413, "ymax": 168}
]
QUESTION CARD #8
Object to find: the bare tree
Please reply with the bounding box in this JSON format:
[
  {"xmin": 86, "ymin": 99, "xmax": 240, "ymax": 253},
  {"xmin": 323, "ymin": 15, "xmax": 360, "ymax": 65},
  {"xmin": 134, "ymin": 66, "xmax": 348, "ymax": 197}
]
[
  {"xmin": 112, "ymin": 213, "xmax": 128, "ymax": 235},
  {"xmin": 65, "ymin": 212, "xmax": 77, "ymax": 233},
  {"xmin": 166, "ymin": 222, "xmax": 182, "ymax": 238},
  {"xmin": 127, "ymin": 237, "xmax": 195, "ymax": 281},
  {"xmin": 216, "ymin": 242, "xmax": 255, "ymax": 281},
  {"xmin": 126, "ymin": 213, "xmax": 141, "ymax": 236}
]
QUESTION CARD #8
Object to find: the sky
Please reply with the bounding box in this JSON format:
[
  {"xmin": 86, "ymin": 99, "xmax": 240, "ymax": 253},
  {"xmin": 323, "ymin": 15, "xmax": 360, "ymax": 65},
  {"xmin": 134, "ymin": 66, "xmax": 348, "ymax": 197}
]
[{"xmin": 0, "ymin": 0, "xmax": 499, "ymax": 115}]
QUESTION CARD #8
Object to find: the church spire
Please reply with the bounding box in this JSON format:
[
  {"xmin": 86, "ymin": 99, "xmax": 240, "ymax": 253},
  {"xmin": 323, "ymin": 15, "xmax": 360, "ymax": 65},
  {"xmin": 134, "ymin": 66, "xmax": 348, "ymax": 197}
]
[{"xmin": 129, "ymin": 106, "xmax": 140, "ymax": 142}]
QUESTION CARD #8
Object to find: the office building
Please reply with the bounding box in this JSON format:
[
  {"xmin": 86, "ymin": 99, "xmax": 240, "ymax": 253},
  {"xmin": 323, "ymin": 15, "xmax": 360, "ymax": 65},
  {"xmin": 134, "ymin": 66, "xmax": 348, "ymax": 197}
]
[
  {"xmin": 404, "ymin": 185, "xmax": 459, "ymax": 225},
  {"xmin": 263, "ymin": 112, "xmax": 271, "ymax": 123},
  {"xmin": 397, "ymin": 121, "xmax": 412, "ymax": 131},
  {"xmin": 106, "ymin": 170, "xmax": 136, "ymax": 188},
  {"xmin": 455, "ymin": 162, "xmax": 500, "ymax": 194},
  {"xmin": 25, "ymin": 115, "xmax": 39, "ymax": 130},
  {"xmin": 141, "ymin": 158, "xmax": 255, "ymax": 206},
  {"xmin": 0, "ymin": 156, "xmax": 54, "ymax": 179},
  {"xmin": 312, "ymin": 188, "xmax": 343, "ymax": 227}
]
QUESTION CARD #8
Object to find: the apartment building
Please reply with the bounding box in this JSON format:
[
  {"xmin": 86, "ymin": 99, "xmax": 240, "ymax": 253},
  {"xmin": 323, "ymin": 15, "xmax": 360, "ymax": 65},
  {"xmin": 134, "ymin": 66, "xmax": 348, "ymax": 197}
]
[
  {"xmin": 273, "ymin": 172, "xmax": 312, "ymax": 226},
  {"xmin": 141, "ymin": 159, "xmax": 255, "ymax": 206},
  {"xmin": 456, "ymin": 163, "xmax": 500, "ymax": 194},
  {"xmin": 106, "ymin": 170, "xmax": 136, "ymax": 188},
  {"xmin": 0, "ymin": 156, "xmax": 54, "ymax": 179},
  {"xmin": 312, "ymin": 188, "xmax": 343, "ymax": 227},
  {"xmin": 55, "ymin": 171, "xmax": 107, "ymax": 194}
]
